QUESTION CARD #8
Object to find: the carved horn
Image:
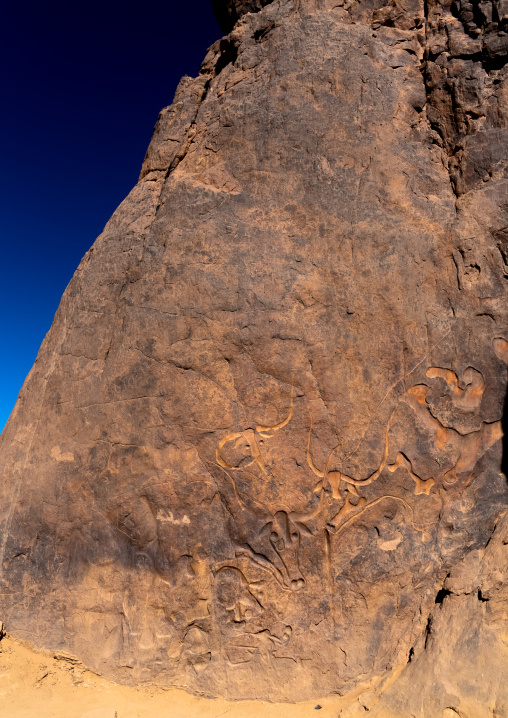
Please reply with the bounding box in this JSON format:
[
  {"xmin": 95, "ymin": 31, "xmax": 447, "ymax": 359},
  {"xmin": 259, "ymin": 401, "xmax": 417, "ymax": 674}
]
[{"xmin": 256, "ymin": 383, "xmax": 294, "ymax": 438}]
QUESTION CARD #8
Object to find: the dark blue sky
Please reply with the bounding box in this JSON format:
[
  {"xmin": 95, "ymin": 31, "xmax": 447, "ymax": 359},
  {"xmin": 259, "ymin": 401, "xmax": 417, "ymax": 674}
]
[{"xmin": 0, "ymin": 1, "xmax": 222, "ymax": 431}]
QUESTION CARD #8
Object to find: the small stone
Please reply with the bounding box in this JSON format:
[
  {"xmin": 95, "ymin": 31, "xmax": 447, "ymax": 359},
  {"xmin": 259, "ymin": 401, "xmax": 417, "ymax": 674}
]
[{"xmin": 35, "ymin": 665, "xmax": 50, "ymax": 684}]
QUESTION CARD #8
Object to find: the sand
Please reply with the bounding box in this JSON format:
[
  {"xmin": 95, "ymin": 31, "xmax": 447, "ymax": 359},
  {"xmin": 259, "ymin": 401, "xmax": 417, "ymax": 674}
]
[{"xmin": 0, "ymin": 634, "xmax": 371, "ymax": 718}]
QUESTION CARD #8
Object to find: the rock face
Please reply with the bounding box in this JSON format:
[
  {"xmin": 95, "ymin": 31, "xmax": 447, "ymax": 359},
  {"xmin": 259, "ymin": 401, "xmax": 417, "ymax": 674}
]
[
  {"xmin": 211, "ymin": 0, "xmax": 274, "ymax": 32},
  {"xmin": 1, "ymin": 0, "xmax": 507, "ymax": 710}
]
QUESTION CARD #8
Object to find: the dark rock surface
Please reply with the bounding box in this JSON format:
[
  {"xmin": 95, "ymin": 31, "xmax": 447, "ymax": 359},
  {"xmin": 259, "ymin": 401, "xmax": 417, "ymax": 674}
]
[
  {"xmin": 0, "ymin": 0, "xmax": 507, "ymax": 709},
  {"xmin": 211, "ymin": 0, "xmax": 275, "ymax": 33}
]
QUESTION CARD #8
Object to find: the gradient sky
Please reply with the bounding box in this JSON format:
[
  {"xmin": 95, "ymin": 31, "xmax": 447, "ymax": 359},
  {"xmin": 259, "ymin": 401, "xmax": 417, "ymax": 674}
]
[{"xmin": 0, "ymin": 1, "xmax": 222, "ymax": 431}]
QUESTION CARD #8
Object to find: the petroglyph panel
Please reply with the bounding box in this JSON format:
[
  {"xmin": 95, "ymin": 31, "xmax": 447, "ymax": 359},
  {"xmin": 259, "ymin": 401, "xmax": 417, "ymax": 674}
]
[
  {"xmin": 1, "ymin": 336, "xmax": 506, "ymax": 700},
  {"xmin": 209, "ymin": 356, "xmax": 503, "ymax": 590},
  {"xmin": 1, "ymin": 0, "xmax": 507, "ymax": 705}
]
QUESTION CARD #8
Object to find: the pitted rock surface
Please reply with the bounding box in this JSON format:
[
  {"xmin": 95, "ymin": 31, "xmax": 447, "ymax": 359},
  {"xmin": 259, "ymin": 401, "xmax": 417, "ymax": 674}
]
[{"xmin": 0, "ymin": 0, "xmax": 507, "ymax": 709}]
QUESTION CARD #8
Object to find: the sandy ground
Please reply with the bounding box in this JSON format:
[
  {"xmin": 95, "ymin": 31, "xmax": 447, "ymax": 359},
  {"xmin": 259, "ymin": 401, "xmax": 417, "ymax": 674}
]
[{"xmin": 0, "ymin": 634, "xmax": 372, "ymax": 718}]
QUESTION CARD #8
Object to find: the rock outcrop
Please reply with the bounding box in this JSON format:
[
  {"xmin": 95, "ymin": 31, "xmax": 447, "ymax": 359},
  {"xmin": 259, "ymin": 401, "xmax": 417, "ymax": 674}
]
[
  {"xmin": 211, "ymin": 0, "xmax": 275, "ymax": 32},
  {"xmin": 0, "ymin": 0, "xmax": 507, "ymax": 710}
]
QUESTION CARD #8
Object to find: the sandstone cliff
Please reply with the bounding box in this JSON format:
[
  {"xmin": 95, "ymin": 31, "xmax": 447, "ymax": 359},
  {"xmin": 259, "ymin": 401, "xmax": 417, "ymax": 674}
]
[{"xmin": 1, "ymin": 0, "xmax": 507, "ymax": 713}]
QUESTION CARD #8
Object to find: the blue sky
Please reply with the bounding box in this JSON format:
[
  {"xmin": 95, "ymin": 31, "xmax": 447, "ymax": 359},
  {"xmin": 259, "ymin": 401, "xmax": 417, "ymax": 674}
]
[{"xmin": 0, "ymin": 1, "xmax": 222, "ymax": 431}]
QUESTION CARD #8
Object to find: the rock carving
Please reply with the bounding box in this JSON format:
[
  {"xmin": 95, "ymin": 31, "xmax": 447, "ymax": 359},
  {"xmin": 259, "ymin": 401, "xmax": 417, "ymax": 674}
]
[
  {"xmin": 0, "ymin": 0, "xmax": 507, "ymax": 708},
  {"xmin": 213, "ymin": 361, "xmax": 504, "ymax": 586}
]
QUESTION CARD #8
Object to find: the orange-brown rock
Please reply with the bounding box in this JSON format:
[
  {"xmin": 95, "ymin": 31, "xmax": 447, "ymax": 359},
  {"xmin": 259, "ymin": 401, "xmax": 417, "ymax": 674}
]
[{"xmin": 0, "ymin": 0, "xmax": 507, "ymax": 709}]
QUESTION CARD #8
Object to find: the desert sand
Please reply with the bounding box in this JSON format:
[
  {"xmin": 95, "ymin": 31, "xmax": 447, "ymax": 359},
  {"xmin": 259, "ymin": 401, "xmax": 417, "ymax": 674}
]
[{"xmin": 0, "ymin": 633, "xmax": 374, "ymax": 718}]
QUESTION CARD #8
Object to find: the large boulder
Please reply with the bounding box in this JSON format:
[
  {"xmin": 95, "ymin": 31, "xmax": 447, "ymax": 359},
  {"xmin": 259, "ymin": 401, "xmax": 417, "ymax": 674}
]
[{"xmin": 1, "ymin": 0, "xmax": 507, "ymax": 709}]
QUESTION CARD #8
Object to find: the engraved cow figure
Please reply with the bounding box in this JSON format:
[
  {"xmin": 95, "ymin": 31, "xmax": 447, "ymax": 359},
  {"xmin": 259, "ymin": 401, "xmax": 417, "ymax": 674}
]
[
  {"xmin": 210, "ymin": 462, "xmax": 321, "ymax": 592},
  {"xmin": 211, "ymin": 389, "xmax": 325, "ymax": 592},
  {"xmin": 308, "ymin": 346, "xmax": 505, "ymax": 534}
]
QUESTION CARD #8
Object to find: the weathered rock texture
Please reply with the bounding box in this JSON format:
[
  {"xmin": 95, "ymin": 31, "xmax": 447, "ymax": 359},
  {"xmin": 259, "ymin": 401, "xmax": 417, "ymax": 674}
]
[
  {"xmin": 212, "ymin": 0, "xmax": 274, "ymax": 32},
  {"xmin": 1, "ymin": 0, "xmax": 507, "ymax": 711}
]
